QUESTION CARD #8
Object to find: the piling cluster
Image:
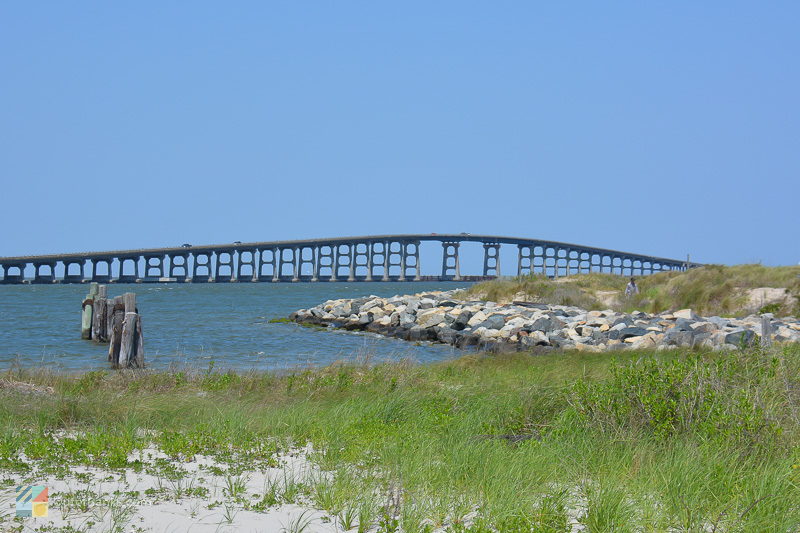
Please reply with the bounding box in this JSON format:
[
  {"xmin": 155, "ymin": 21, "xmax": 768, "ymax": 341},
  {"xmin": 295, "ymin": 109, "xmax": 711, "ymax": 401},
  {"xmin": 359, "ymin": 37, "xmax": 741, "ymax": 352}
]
[
  {"xmin": 81, "ymin": 284, "xmax": 144, "ymax": 368},
  {"xmin": 290, "ymin": 291, "xmax": 800, "ymax": 352}
]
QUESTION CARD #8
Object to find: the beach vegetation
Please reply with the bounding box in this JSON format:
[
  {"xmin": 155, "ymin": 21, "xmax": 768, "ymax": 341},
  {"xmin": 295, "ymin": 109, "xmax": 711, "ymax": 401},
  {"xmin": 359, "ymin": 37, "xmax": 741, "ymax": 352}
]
[{"xmin": 0, "ymin": 343, "xmax": 798, "ymax": 530}]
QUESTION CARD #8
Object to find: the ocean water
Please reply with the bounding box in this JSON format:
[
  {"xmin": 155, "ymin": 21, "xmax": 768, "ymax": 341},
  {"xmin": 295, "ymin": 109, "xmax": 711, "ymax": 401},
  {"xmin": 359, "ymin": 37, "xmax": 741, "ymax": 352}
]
[{"xmin": 0, "ymin": 282, "xmax": 472, "ymax": 373}]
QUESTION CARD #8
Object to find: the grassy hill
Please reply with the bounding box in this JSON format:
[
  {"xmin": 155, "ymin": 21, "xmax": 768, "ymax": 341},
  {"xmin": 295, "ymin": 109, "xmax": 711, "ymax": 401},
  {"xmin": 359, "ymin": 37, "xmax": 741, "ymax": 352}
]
[{"xmin": 463, "ymin": 264, "xmax": 800, "ymax": 318}]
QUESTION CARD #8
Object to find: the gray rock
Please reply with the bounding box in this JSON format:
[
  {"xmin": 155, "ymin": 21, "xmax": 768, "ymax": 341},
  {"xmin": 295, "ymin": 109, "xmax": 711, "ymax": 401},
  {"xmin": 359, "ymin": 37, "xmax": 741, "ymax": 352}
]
[
  {"xmin": 437, "ymin": 327, "xmax": 457, "ymax": 344},
  {"xmin": 417, "ymin": 311, "xmax": 446, "ymax": 329},
  {"xmin": 479, "ymin": 314, "xmax": 506, "ymax": 330},
  {"xmin": 706, "ymin": 316, "xmax": 729, "ymax": 329},
  {"xmin": 349, "ymin": 297, "xmax": 370, "ymax": 315},
  {"xmin": 399, "ymin": 312, "xmax": 416, "ymax": 327},
  {"xmin": 452, "ymin": 311, "xmax": 472, "ymax": 331},
  {"xmin": 520, "ymin": 331, "xmax": 549, "ymax": 347},
  {"xmin": 512, "ymin": 301, "xmax": 550, "ymax": 310},
  {"xmin": 665, "ymin": 328, "xmax": 695, "ymax": 347},
  {"xmin": 619, "ymin": 327, "xmax": 649, "ymax": 340},
  {"xmin": 674, "ymin": 309, "xmax": 699, "ymax": 320},
  {"xmin": 419, "ymin": 298, "xmax": 437, "ymax": 309},
  {"xmin": 526, "ymin": 317, "xmax": 552, "ymax": 332},
  {"xmin": 612, "ymin": 317, "xmax": 632, "ymax": 327},
  {"xmin": 674, "ymin": 318, "xmax": 696, "ymax": 331},
  {"xmin": 725, "ymin": 329, "xmax": 757, "ymax": 346}
]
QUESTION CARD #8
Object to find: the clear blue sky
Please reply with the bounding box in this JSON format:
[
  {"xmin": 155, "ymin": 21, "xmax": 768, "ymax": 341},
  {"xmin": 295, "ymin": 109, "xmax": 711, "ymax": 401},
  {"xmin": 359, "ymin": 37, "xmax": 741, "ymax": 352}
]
[{"xmin": 1, "ymin": 2, "xmax": 798, "ymax": 268}]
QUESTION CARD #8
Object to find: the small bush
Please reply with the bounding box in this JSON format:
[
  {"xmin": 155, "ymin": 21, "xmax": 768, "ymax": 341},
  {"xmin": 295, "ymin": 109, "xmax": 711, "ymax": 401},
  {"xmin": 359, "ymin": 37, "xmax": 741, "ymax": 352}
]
[{"xmin": 570, "ymin": 349, "xmax": 796, "ymax": 448}]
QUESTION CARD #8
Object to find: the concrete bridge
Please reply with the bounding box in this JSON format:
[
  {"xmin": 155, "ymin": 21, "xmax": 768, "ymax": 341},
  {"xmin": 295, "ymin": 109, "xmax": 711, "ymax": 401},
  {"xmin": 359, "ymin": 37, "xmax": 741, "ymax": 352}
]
[{"xmin": 0, "ymin": 234, "xmax": 697, "ymax": 284}]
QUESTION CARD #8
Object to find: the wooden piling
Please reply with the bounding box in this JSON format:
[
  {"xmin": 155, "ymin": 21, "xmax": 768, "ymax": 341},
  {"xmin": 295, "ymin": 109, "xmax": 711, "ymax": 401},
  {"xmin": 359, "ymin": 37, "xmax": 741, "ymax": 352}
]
[
  {"xmin": 83, "ymin": 288, "xmax": 144, "ymax": 368},
  {"xmin": 92, "ymin": 285, "xmax": 108, "ymax": 342},
  {"xmin": 107, "ymin": 296, "xmax": 124, "ymax": 365},
  {"xmin": 119, "ymin": 313, "xmax": 138, "ymax": 368},
  {"xmin": 117, "ymin": 293, "xmax": 144, "ymax": 368},
  {"xmin": 81, "ymin": 283, "xmax": 99, "ymax": 339},
  {"xmin": 761, "ymin": 315, "xmax": 773, "ymax": 347}
]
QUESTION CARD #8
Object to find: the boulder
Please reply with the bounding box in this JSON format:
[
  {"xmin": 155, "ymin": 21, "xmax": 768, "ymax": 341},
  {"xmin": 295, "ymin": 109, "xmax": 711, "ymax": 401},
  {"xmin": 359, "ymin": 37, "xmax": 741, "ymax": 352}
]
[
  {"xmin": 368, "ymin": 307, "xmax": 386, "ymax": 321},
  {"xmin": 437, "ymin": 327, "xmax": 458, "ymax": 344},
  {"xmin": 520, "ymin": 331, "xmax": 549, "ymax": 347},
  {"xmin": 417, "ymin": 310, "xmax": 446, "ymax": 329},
  {"xmin": 690, "ymin": 322, "xmax": 717, "ymax": 334},
  {"xmin": 673, "ymin": 309, "xmax": 699, "ymax": 320},
  {"xmin": 664, "ymin": 328, "xmax": 695, "ymax": 347},
  {"xmin": 467, "ymin": 311, "xmax": 488, "ymax": 328},
  {"xmin": 478, "ymin": 314, "xmax": 506, "ymax": 330},
  {"xmin": 619, "ymin": 327, "xmax": 650, "ymax": 340},
  {"xmin": 399, "ymin": 312, "xmax": 416, "ymax": 328},
  {"xmin": 452, "ymin": 310, "xmax": 473, "ymax": 331},
  {"xmin": 706, "ymin": 316, "xmax": 729, "ymax": 329},
  {"xmin": 419, "ymin": 298, "xmax": 437, "ymax": 309},
  {"xmin": 725, "ymin": 329, "xmax": 757, "ymax": 346}
]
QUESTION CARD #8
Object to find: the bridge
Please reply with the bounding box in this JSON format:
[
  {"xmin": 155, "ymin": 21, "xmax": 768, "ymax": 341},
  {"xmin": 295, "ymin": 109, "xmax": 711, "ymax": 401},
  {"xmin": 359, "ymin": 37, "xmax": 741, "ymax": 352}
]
[{"xmin": 0, "ymin": 234, "xmax": 698, "ymax": 284}]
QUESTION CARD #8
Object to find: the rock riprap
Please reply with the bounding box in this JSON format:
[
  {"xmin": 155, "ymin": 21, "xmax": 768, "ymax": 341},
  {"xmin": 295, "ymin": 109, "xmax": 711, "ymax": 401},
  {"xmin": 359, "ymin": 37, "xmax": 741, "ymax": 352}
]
[{"xmin": 289, "ymin": 291, "xmax": 800, "ymax": 352}]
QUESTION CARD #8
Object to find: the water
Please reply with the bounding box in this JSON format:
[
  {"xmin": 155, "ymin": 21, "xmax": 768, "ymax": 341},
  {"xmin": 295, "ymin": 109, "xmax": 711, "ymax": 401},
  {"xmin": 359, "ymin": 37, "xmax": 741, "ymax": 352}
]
[{"xmin": 0, "ymin": 282, "xmax": 472, "ymax": 372}]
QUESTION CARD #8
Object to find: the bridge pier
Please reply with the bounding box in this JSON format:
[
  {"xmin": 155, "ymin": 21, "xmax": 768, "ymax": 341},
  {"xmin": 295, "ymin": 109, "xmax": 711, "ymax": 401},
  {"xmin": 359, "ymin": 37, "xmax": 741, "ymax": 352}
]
[
  {"xmin": 292, "ymin": 247, "xmax": 301, "ymax": 282},
  {"xmin": 1, "ymin": 263, "xmax": 26, "ymax": 284},
  {"xmin": 482, "ymin": 243, "xmax": 501, "ymax": 277},
  {"xmin": 144, "ymin": 255, "xmax": 165, "ymax": 280},
  {"xmin": 235, "ymin": 249, "xmax": 258, "ymax": 282},
  {"xmin": 215, "ymin": 251, "xmax": 234, "ymax": 282},
  {"xmin": 331, "ymin": 244, "xmax": 348, "ymax": 282},
  {"xmin": 381, "ymin": 241, "xmax": 391, "ymax": 281},
  {"xmin": 257, "ymin": 249, "xmax": 276, "ymax": 282},
  {"xmin": 91, "ymin": 259, "xmax": 112, "ymax": 283},
  {"xmin": 441, "ymin": 242, "xmax": 461, "ymax": 281},
  {"xmin": 316, "ymin": 245, "xmax": 333, "ymax": 281},
  {"xmin": 64, "ymin": 260, "xmax": 86, "ymax": 283},
  {"xmin": 117, "ymin": 256, "xmax": 140, "ymax": 283},
  {"xmin": 168, "ymin": 253, "xmax": 189, "ymax": 282},
  {"xmin": 347, "ymin": 244, "xmax": 357, "ymax": 282},
  {"xmin": 402, "ymin": 241, "xmax": 421, "ymax": 281},
  {"xmin": 32, "ymin": 262, "xmax": 57, "ymax": 284},
  {"xmin": 311, "ymin": 247, "xmax": 321, "ymax": 282},
  {"xmin": 297, "ymin": 246, "xmax": 314, "ymax": 282},
  {"xmin": 354, "ymin": 244, "xmax": 369, "ymax": 282},
  {"xmin": 192, "ymin": 252, "xmax": 212, "ymax": 282},
  {"xmin": 364, "ymin": 243, "xmax": 375, "ymax": 282}
]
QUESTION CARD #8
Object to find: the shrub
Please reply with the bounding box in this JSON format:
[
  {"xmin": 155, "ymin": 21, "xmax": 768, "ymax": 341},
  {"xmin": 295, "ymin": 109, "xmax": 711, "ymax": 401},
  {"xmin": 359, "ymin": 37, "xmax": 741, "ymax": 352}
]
[{"xmin": 569, "ymin": 349, "xmax": 797, "ymax": 448}]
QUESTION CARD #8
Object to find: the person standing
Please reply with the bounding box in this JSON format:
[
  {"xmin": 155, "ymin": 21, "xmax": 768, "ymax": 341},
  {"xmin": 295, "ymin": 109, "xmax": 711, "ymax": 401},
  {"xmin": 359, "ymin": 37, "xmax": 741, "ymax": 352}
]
[{"xmin": 625, "ymin": 277, "xmax": 639, "ymax": 297}]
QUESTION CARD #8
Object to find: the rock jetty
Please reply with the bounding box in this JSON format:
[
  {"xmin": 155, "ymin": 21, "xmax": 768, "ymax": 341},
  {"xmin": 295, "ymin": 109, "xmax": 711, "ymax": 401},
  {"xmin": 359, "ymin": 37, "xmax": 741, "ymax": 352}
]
[{"xmin": 290, "ymin": 291, "xmax": 800, "ymax": 352}]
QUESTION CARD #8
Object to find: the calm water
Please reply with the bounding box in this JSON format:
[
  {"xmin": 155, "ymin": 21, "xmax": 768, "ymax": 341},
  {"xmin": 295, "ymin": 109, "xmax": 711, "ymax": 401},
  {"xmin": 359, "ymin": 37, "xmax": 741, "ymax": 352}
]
[{"xmin": 0, "ymin": 282, "xmax": 472, "ymax": 372}]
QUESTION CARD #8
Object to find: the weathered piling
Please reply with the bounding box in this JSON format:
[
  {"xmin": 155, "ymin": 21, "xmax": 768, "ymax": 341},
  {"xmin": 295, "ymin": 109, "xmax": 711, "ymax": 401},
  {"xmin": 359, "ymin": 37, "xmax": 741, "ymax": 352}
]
[
  {"xmin": 91, "ymin": 285, "xmax": 108, "ymax": 342},
  {"xmin": 82, "ymin": 287, "xmax": 144, "ymax": 368},
  {"xmin": 107, "ymin": 296, "xmax": 124, "ymax": 365},
  {"xmin": 117, "ymin": 293, "xmax": 144, "ymax": 368},
  {"xmin": 81, "ymin": 283, "xmax": 99, "ymax": 339}
]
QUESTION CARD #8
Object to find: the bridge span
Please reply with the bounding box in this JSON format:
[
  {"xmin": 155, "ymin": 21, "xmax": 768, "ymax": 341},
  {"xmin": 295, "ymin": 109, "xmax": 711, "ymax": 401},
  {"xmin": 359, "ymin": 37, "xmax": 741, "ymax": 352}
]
[{"xmin": 0, "ymin": 234, "xmax": 698, "ymax": 284}]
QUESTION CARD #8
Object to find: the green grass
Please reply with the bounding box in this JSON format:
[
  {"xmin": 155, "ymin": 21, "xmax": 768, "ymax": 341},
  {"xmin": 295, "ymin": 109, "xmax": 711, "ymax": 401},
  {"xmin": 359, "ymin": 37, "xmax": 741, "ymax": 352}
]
[
  {"xmin": 2, "ymin": 344, "xmax": 800, "ymax": 531},
  {"xmin": 465, "ymin": 264, "xmax": 800, "ymax": 317}
]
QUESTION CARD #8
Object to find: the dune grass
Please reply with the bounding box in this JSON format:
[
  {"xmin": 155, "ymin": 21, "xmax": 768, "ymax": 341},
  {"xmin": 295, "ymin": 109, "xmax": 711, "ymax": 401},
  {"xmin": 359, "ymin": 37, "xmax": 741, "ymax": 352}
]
[
  {"xmin": 1, "ymin": 344, "xmax": 800, "ymax": 531},
  {"xmin": 465, "ymin": 264, "xmax": 800, "ymax": 317}
]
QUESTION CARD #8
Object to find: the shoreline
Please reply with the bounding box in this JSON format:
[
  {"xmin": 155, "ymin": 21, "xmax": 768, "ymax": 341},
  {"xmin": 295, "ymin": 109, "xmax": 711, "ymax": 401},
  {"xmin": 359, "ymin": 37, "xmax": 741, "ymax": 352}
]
[{"xmin": 290, "ymin": 290, "xmax": 800, "ymax": 353}]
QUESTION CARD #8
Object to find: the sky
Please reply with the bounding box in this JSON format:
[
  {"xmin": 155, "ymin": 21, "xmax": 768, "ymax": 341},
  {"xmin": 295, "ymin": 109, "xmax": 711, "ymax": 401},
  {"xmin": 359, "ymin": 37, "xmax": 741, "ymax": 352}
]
[{"xmin": 1, "ymin": 2, "xmax": 798, "ymax": 271}]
